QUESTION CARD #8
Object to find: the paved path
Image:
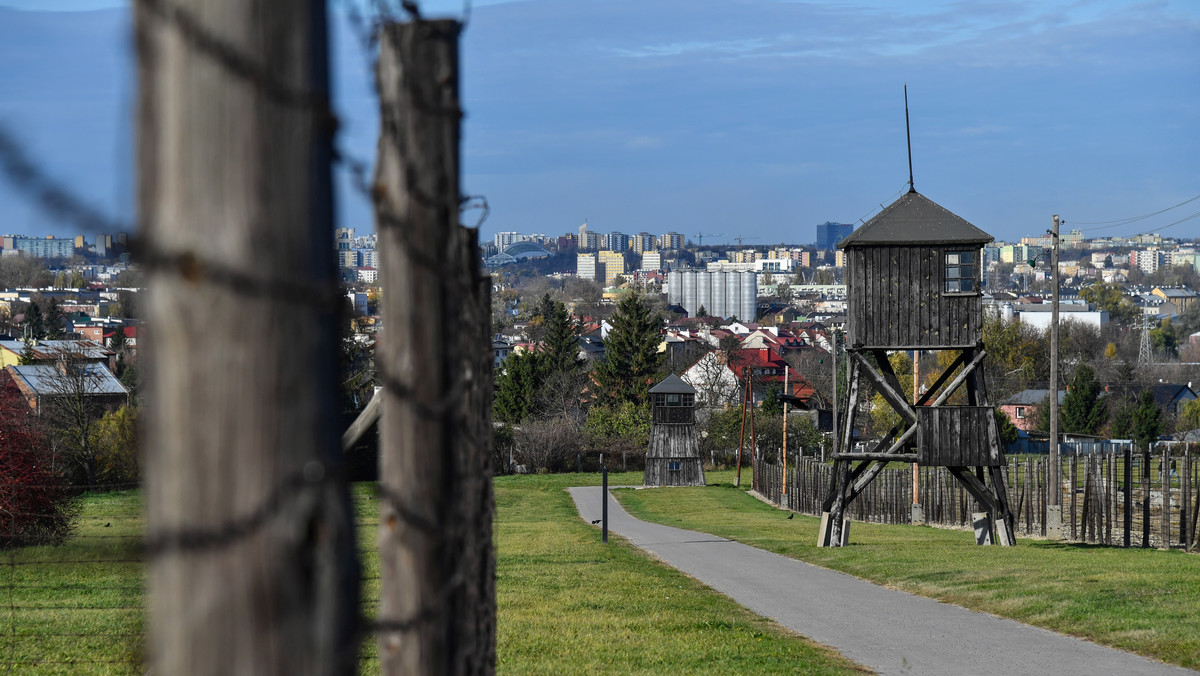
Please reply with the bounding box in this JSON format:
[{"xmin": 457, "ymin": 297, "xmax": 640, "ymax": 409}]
[{"xmin": 568, "ymin": 486, "xmax": 1195, "ymax": 676}]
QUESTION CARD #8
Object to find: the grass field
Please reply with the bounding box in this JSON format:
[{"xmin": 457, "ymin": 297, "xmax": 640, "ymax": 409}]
[
  {"xmin": 616, "ymin": 481, "xmax": 1200, "ymax": 670},
  {"xmin": 1, "ymin": 473, "xmax": 865, "ymax": 674}
]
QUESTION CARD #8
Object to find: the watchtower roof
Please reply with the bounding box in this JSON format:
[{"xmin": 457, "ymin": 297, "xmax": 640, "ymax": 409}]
[
  {"xmin": 649, "ymin": 374, "xmax": 696, "ymax": 395},
  {"xmin": 838, "ymin": 190, "xmax": 993, "ymax": 248}
]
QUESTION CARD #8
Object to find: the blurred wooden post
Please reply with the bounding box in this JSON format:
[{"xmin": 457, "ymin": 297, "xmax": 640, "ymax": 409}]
[
  {"xmin": 138, "ymin": 0, "xmax": 359, "ymax": 672},
  {"xmin": 375, "ymin": 19, "xmax": 495, "ymax": 675}
]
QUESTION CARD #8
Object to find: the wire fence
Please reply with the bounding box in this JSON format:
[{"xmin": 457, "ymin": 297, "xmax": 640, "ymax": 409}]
[
  {"xmin": 0, "ymin": 1, "xmax": 494, "ymax": 672},
  {"xmin": 754, "ymin": 442, "xmax": 1200, "ymax": 550}
]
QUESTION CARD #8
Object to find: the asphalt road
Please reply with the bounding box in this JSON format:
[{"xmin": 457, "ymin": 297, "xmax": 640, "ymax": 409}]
[{"xmin": 567, "ymin": 485, "xmax": 1196, "ymax": 676}]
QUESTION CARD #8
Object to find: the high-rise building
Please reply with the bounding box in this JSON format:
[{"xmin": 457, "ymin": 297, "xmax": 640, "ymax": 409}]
[
  {"xmin": 12, "ymin": 237, "xmax": 75, "ymax": 259},
  {"xmin": 660, "ymin": 232, "xmax": 685, "ymax": 251},
  {"xmin": 641, "ymin": 251, "xmax": 662, "ymax": 271},
  {"xmin": 577, "ymin": 253, "xmax": 597, "ymax": 280},
  {"xmin": 608, "ymin": 232, "xmax": 629, "ymax": 253},
  {"xmin": 632, "ymin": 232, "xmax": 656, "ymax": 254},
  {"xmin": 494, "ymin": 231, "xmax": 525, "ymax": 249},
  {"xmin": 668, "ymin": 270, "xmax": 756, "ymax": 320},
  {"xmin": 598, "ymin": 251, "xmax": 626, "ymax": 285},
  {"xmin": 335, "ymin": 228, "xmax": 354, "ymax": 251},
  {"xmin": 815, "ymin": 222, "xmax": 853, "ymax": 250}
]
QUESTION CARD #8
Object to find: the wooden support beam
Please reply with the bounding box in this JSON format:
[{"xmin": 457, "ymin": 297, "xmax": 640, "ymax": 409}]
[
  {"xmin": 848, "ymin": 425, "xmax": 919, "ymax": 502},
  {"xmin": 929, "ymin": 349, "xmax": 988, "ymax": 408},
  {"xmin": 342, "ymin": 392, "xmax": 382, "ymax": 452},
  {"xmin": 852, "ymin": 351, "xmax": 916, "ymax": 425},
  {"xmin": 916, "ymin": 350, "xmax": 966, "ymax": 407},
  {"xmin": 833, "ymin": 453, "xmax": 919, "ymax": 462}
]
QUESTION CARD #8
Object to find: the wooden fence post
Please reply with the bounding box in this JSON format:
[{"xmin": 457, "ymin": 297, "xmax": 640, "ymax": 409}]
[
  {"xmin": 138, "ymin": 0, "xmax": 359, "ymax": 672},
  {"xmin": 375, "ymin": 19, "xmax": 495, "ymax": 675}
]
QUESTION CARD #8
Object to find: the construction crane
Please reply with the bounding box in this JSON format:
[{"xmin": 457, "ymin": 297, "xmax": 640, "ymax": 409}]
[
  {"xmin": 694, "ymin": 233, "xmax": 726, "ymax": 246},
  {"xmin": 735, "ymin": 235, "xmax": 761, "ymax": 248}
]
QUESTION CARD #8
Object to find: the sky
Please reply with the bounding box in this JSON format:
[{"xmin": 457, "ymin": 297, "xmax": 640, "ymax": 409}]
[{"xmin": 0, "ymin": 0, "xmax": 1197, "ymax": 247}]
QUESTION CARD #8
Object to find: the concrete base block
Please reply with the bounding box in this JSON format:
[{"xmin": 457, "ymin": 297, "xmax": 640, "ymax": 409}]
[
  {"xmin": 972, "ymin": 511, "xmax": 993, "ymax": 545},
  {"xmin": 1046, "ymin": 505, "xmax": 1063, "ymax": 541},
  {"xmin": 911, "ymin": 503, "xmax": 925, "ymax": 524}
]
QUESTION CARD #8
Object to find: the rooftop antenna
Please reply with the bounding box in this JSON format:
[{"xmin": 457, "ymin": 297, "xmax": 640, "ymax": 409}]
[{"xmin": 905, "ymin": 84, "xmax": 915, "ymax": 193}]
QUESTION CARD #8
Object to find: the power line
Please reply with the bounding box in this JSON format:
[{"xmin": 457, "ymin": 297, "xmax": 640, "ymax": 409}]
[{"xmin": 1071, "ymin": 193, "xmax": 1200, "ymax": 231}]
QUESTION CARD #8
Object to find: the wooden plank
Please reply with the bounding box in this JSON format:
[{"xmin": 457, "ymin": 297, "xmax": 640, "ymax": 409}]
[{"xmin": 854, "ymin": 351, "xmax": 915, "ymax": 425}]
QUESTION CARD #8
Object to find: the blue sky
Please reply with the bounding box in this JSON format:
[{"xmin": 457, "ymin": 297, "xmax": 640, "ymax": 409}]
[{"xmin": 0, "ymin": 0, "xmax": 1197, "ymax": 246}]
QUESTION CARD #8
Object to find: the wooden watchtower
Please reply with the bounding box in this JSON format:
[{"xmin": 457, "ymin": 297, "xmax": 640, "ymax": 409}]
[
  {"xmin": 819, "ymin": 189, "xmax": 1016, "ymax": 547},
  {"xmin": 644, "ymin": 375, "xmax": 705, "ymax": 487}
]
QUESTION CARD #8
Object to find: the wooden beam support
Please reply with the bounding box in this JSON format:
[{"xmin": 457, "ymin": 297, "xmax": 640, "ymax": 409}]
[
  {"xmin": 852, "ymin": 351, "xmax": 916, "ymax": 425},
  {"xmin": 929, "ymin": 349, "xmax": 988, "ymax": 408}
]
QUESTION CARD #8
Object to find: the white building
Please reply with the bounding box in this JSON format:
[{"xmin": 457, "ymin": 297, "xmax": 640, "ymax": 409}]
[{"xmin": 576, "ymin": 253, "xmax": 597, "ymax": 281}]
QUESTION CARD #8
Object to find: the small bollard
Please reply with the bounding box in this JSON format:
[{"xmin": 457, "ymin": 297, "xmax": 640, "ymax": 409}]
[
  {"xmin": 602, "ymin": 464, "xmax": 608, "ymax": 543},
  {"xmin": 577, "ymin": 453, "xmax": 582, "ymax": 473}
]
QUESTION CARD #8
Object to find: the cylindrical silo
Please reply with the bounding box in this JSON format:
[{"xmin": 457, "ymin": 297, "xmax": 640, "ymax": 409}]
[
  {"xmin": 740, "ymin": 271, "xmax": 756, "ymax": 322},
  {"xmin": 725, "ymin": 271, "xmax": 741, "ymax": 321},
  {"xmin": 711, "ymin": 271, "xmax": 727, "ymax": 319},
  {"xmin": 682, "ymin": 270, "xmax": 697, "ymax": 318},
  {"xmin": 667, "ymin": 270, "xmax": 681, "ymax": 306},
  {"xmin": 697, "ymin": 271, "xmax": 713, "ymax": 319}
]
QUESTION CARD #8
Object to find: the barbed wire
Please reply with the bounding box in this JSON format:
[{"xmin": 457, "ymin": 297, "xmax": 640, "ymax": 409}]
[{"xmin": 0, "ymin": 2, "xmax": 494, "ymax": 671}]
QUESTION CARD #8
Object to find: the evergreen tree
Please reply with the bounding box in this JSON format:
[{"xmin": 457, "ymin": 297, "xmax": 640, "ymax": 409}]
[
  {"xmin": 1129, "ymin": 390, "xmax": 1163, "ymax": 450},
  {"xmin": 18, "ymin": 338, "xmax": 36, "ymax": 365},
  {"xmin": 1060, "ymin": 364, "xmax": 1107, "ymax": 435},
  {"xmin": 540, "ymin": 299, "xmax": 582, "ymax": 377},
  {"xmin": 45, "ymin": 298, "xmax": 65, "ymax": 340},
  {"xmin": 592, "ymin": 292, "xmax": 664, "ymax": 409},
  {"xmin": 24, "ymin": 301, "xmax": 45, "ymax": 340},
  {"xmin": 494, "ymin": 350, "xmax": 540, "ymax": 424}
]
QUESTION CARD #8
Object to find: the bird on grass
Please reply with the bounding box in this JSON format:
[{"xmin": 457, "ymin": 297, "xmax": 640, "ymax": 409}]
[
  {"xmin": 787, "ymin": 514, "xmax": 794, "ymax": 520},
  {"xmin": 591, "ymin": 519, "xmax": 602, "ymax": 524}
]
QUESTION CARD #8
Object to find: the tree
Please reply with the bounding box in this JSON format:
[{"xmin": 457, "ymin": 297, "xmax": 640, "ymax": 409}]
[
  {"xmin": 592, "ymin": 291, "xmax": 664, "ymax": 409},
  {"xmin": 1179, "ymin": 398, "xmax": 1200, "ymax": 432},
  {"xmin": 696, "ymin": 305, "xmax": 708, "ymax": 318},
  {"xmin": 38, "ymin": 345, "xmax": 126, "ymax": 487},
  {"xmin": 1112, "ymin": 391, "xmax": 1163, "ymax": 449},
  {"xmin": 494, "ymin": 350, "xmax": 540, "ymax": 424},
  {"xmin": 1060, "ymin": 364, "xmax": 1107, "ymax": 435},
  {"xmin": 23, "ymin": 301, "xmax": 45, "ymax": 340},
  {"xmin": 1150, "ymin": 318, "xmax": 1178, "ymax": 357},
  {"xmin": 0, "ymin": 374, "xmax": 78, "ymax": 546},
  {"xmin": 540, "ymin": 298, "xmax": 582, "ymax": 377},
  {"xmin": 89, "ymin": 405, "xmax": 140, "ymax": 486},
  {"xmin": 44, "ymin": 298, "xmax": 66, "ymax": 340},
  {"xmin": 1078, "ymin": 280, "xmax": 1138, "ymax": 324}
]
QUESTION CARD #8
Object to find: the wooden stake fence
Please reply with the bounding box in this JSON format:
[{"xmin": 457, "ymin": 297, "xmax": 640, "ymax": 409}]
[{"xmin": 753, "ymin": 443, "xmax": 1199, "ymax": 549}]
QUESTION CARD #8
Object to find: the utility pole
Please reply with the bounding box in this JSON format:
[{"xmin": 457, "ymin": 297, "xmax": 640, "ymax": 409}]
[
  {"xmin": 912, "ymin": 350, "xmax": 922, "ymax": 521},
  {"xmin": 1047, "ymin": 214, "xmax": 1063, "ymax": 539},
  {"xmin": 736, "ymin": 371, "xmax": 749, "ymax": 487},
  {"xmin": 830, "ymin": 331, "xmax": 838, "ymax": 464},
  {"xmin": 782, "ymin": 365, "xmax": 789, "ymax": 498},
  {"xmin": 138, "ymin": 1, "xmax": 359, "ymax": 672}
]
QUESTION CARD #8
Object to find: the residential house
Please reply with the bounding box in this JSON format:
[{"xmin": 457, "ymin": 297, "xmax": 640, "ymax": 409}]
[
  {"xmin": 1000, "ymin": 389, "xmax": 1064, "ymax": 432},
  {"xmin": 3, "ymin": 363, "xmax": 129, "ymax": 415}
]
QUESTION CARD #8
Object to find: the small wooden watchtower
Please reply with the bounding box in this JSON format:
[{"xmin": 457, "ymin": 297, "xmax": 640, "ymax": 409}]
[
  {"xmin": 644, "ymin": 375, "xmax": 705, "ymax": 487},
  {"xmin": 819, "ymin": 188, "xmax": 1016, "ymax": 547}
]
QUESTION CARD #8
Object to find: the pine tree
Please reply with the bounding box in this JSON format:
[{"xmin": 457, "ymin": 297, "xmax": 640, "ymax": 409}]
[
  {"xmin": 592, "ymin": 292, "xmax": 664, "ymax": 408},
  {"xmin": 1129, "ymin": 390, "xmax": 1163, "ymax": 450},
  {"xmin": 1060, "ymin": 364, "xmax": 1107, "ymax": 435},
  {"xmin": 24, "ymin": 301, "xmax": 45, "ymax": 340},
  {"xmin": 493, "ymin": 350, "xmax": 540, "ymax": 424},
  {"xmin": 540, "ymin": 299, "xmax": 582, "ymax": 377},
  {"xmin": 45, "ymin": 298, "xmax": 66, "ymax": 340}
]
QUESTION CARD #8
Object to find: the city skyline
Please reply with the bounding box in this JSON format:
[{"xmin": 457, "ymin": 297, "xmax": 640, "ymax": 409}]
[{"xmin": 0, "ymin": 0, "xmax": 1197, "ymax": 246}]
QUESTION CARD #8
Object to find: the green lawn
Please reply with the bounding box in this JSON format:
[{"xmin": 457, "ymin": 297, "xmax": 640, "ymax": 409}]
[
  {"xmin": 492, "ymin": 472, "xmax": 865, "ymax": 674},
  {"xmin": 616, "ymin": 481, "xmax": 1200, "ymax": 670},
  {"xmin": 1, "ymin": 474, "xmax": 865, "ymax": 675}
]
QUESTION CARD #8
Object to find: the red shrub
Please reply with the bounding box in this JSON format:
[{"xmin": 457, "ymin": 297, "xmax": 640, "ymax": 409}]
[{"xmin": 0, "ymin": 373, "xmax": 76, "ymax": 547}]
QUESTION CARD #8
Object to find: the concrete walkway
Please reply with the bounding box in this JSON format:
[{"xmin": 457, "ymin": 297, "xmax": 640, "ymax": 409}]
[{"xmin": 568, "ymin": 486, "xmax": 1195, "ymax": 676}]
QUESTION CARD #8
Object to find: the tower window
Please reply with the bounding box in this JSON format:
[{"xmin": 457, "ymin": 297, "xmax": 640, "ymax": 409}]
[{"xmin": 945, "ymin": 251, "xmax": 976, "ymax": 293}]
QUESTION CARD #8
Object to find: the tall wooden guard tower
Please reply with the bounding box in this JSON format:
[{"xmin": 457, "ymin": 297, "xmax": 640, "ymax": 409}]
[{"xmin": 819, "ymin": 189, "xmax": 1016, "ymax": 547}]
